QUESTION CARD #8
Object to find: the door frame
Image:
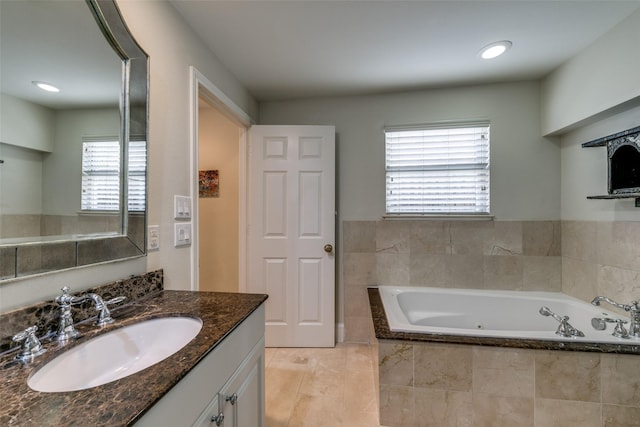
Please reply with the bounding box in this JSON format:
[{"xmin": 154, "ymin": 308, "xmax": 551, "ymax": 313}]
[{"xmin": 188, "ymin": 66, "xmax": 253, "ymax": 292}]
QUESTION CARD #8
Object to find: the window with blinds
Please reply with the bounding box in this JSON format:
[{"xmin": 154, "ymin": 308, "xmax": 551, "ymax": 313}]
[
  {"xmin": 385, "ymin": 123, "xmax": 490, "ymax": 215},
  {"xmin": 81, "ymin": 139, "xmax": 146, "ymax": 212}
]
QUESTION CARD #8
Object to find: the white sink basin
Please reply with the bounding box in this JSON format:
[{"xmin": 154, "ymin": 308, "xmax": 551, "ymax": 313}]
[{"xmin": 28, "ymin": 316, "xmax": 203, "ymax": 392}]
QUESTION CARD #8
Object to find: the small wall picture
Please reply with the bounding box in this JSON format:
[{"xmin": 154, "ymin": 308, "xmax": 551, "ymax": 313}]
[{"xmin": 199, "ymin": 170, "xmax": 219, "ymax": 198}]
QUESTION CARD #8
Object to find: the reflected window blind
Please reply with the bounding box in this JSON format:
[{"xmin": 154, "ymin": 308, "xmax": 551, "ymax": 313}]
[
  {"xmin": 81, "ymin": 139, "xmax": 146, "ymax": 212},
  {"xmin": 385, "ymin": 123, "xmax": 490, "ymax": 214}
]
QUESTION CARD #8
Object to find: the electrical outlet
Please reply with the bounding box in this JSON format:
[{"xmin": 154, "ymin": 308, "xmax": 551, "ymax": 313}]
[{"xmin": 148, "ymin": 225, "xmax": 160, "ymax": 250}]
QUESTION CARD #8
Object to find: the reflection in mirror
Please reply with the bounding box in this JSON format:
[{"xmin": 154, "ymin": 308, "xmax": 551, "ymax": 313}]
[{"xmin": 0, "ymin": 0, "xmax": 148, "ymax": 280}]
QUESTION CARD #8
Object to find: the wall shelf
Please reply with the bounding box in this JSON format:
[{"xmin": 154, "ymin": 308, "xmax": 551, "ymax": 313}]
[{"xmin": 582, "ymin": 125, "xmax": 640, "ymax": 207}]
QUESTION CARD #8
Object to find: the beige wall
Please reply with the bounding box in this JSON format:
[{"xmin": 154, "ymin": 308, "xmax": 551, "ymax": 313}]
[{"xmin": 198, "ymin": 105, "xmax": 240, "ymax": 293}]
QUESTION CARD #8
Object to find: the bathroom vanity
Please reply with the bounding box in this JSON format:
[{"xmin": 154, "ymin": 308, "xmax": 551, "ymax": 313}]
[{"xmin": 0, "ymin": 290, "xmax": 267, "ymax": 426}]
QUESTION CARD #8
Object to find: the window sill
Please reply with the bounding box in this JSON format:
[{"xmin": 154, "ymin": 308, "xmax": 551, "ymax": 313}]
[{"xmin": 383, "ymin": 214, "xmax": 494, "ymax": 221}]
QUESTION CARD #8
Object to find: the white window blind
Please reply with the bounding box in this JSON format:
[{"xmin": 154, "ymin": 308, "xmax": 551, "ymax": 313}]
[
  {"xmin": 81, "ymin": 139, "xmax": 146, "ymax": 212},
  {"xmin": 385, "ymin": 123, "xmax": 490, "ymax": 215}
]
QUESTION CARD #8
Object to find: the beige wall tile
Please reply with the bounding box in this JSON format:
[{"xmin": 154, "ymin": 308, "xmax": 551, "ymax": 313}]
[
  {"xmin": 483, "ymin": 255, "xmax": 524, "ymax": 290},
  {"xmin": 472, "ymin": 347, "xmax": 534, "ymax": 398},
  {"xmin": 445, "ymin": 255, "xmax": 484, "ymax": 289},
  {"xmin": 378, "ymin": 342, "xmax": 413, "ymax": 387},
  {"xmin": 379, "ymin": 384, "xmax": 415, "ymax": 427},
  {"xmin": 596, "ymin": 265, "xmax": 640, "ymax": 316},
  {"xmin": 562, "ymin": 257, "xmax": 598, "ymax": 303},
  {"xmin": 601, "ymin": 353, "xmax": 640, "ymax": 407},
  {"xmin": 376, "ymin": 253, "xmax": 410, "ymax": 285},
  {"xmin": 343, "ymin": 220, "xmax": 376, "ymax": 253},
  {"xmin": 603, "ymin": 404, "xmax": 640, "ymax": 427},
  {"xmin": 376, "ymin": 220, "xmax": 412, "ymax": 254},
  {"xmin": 343, "ymin": 252, "xmax": 376, "ymax": 286},
  {"xmin": 562, "ymin": 220, "xmax": 597, "ymax": 262},
  {"xmin": 535, "ymin": 351, "xmax": 601, "ymax": 402},
  {"xmin": 597, "ymin": 221, "xmax": 640, "ymax": 271},
  {"xmin": 522, "ymin": 256, "xmax": 562, "ymax": 291},
  {"xmin": 414, "ymin": 343, "xmax": 472, "ymax": 392},
  {"xmin": 472, "ymin": 395, "xmax": 534, "ymax": 427},
  {"xmin": 410, "ymin": 220, "xmax": 449, "ymax": 254},
  {"xmin": 414, "ymin": 388, "xmax": 472, "ymax": 427},
  {"xmin": 344, "ymin": 286, "xmax": 370, "ymax": 317},
  {"xmin": 534, "ymin": 399, "xmax": 601, "ymax": 427},
  {"xmin": 344, "ymin": 315, "xmax": 372, "ymax": 343},
  {"xmin": 448, "ymin": 221, "xmax": 494, "ymax": 255},
  {"xmin": 489, "ymin": 221, "xmax": 523, "ymax": 255},
  {"xmin": 409, "ymin": 253, "xmax": 446, "ymax": 287},
  {"xmin": 523, "ymin": 220, "xmax": 561, "ymax": 256}
]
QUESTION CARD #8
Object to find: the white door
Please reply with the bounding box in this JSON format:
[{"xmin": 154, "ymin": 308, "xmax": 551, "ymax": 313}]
[{"xmin": 248, "ymin": 125, "xmax": 335, "ymax": 347}]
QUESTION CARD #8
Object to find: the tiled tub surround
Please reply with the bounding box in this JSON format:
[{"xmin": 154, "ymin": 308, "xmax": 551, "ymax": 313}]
[
  {"xmin": 368, "ymin": 288, "xmax": 640, "ymax": 427},
  {"xmin": 562, "ymin": 220, "xmax": 640, "ymax": 316},
  {"xmin": 0, "ymin": 284, "xmax": 268, "ymax": 425},
  {"xmin": 343, "ymin": 220, "xmax": 562, "ymax": 342}
]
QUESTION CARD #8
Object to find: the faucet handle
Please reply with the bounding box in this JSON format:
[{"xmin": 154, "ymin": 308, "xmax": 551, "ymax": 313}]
[
  {"xmin": 55, "ymin": 286, "xmax": 84, "ymax": 306},
  {"xmin": 612, "ymin": 319, "xmax": 630, "ymax": 339},
  {"xmin": 12, "ymin": 325, "xmax": 46, "ymax": 362},
  {"xmin": 94, "ymin": 295, "xmax": 126, "ymax": 326}
]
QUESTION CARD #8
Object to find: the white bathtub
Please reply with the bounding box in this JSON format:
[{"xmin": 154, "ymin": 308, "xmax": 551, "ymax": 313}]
[{"xmin": 378, "ymin": 286, "xmax": 638, "ymax": 346}]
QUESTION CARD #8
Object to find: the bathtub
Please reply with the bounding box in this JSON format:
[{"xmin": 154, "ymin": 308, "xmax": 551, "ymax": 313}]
[{"xmin": 378, "ymin": 286, "xmax": 638, "ymax": 346}]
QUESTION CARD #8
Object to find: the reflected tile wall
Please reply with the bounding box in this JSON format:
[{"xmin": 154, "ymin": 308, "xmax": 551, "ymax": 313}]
[
  {"xmin": 377, "ymin": 340, "xmax": 640, "ymax": 427},
  {"xmin": 343, "ymin": 220, "xmax": 562, "ymax": 343}
]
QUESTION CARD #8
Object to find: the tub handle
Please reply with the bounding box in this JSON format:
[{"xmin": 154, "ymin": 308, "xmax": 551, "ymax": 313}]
[{"xmin": 539, "ymin": 306, "xmax": 585, "ymax": 338}]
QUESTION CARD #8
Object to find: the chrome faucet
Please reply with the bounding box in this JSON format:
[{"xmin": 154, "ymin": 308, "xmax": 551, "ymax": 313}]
[
  {"xmin": 55, "ymin": 287, "xmax": 85, "ymax": 341},
  {"xmin": 54, "ymin": 287, "xmax": 126, "ymax": 341},
  {"xmin": 591, "ymin": 296, "xmax": 640, "ymax": 338},
  {"xmin": 12, "ymin": 325, "xmax": 46, "ymax": 362},
  {"xmin": 539, "ymin": 306, "xmax": 585, "ymax": 338}
]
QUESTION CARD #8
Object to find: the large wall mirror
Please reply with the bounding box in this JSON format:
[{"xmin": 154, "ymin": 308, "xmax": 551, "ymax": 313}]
[{"xmin": 0, "ymin": 0, "xmax": 148, "ymax": 280}]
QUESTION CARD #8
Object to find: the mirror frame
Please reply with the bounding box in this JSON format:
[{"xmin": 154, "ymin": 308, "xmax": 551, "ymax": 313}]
[{"xmin": 0, "ymin": 0, "xmax": 148, "ymax": 280}]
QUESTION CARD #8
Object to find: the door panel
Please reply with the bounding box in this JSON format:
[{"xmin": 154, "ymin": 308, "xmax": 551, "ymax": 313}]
[{"xmin": 248, "ymin": 125, "xmax": 335, "ymax": 347}]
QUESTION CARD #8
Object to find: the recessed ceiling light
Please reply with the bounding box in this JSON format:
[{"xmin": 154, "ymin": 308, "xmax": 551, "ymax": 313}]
[
  {"xmin": 479, "ymin": 41, "xmax": 512, "ymax": 60},
  {"xmin": 32, "ymin": 81, "xmax": 60, "ymax": 92}
]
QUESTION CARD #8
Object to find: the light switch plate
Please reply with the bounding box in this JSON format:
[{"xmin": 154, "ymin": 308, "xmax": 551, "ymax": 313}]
[
  {"xmin": 148, "ymin": 225, "xmax": 160, "ymax": 250},
  {"xmin": 174, "ymin": 195, "xmax": 192, "ymax": 220},
  {"xmin": 174, "ymin": 223, "xmax": 192, "ymax": 247}
]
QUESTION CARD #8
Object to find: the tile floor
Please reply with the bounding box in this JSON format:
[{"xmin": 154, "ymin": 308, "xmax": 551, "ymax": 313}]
[{"xmin": 265, "ymin": 343, "xmax": 382, "ymax": 427}]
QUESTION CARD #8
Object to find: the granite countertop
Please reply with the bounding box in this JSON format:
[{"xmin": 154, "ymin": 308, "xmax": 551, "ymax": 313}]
[
  {"xmin": 367, "ymin": 287, "xmax": 640, "ymax": 355},
  {"xmin": 0, "ymin": 290, "xmax": 268, "ymax": 426}
]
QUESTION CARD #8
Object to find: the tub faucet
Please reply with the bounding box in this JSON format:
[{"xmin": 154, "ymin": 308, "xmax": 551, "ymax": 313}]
[
  {"xmin": 54, "ymin": 287, "xmax": 126, "ymax": 341},
  {"xmin": 591, "ymin": 296, "xmax": 640, "ymax": 338},
  {"xmin": 539, "ymin": 306, "xmax": 585, "ymax": 338}
]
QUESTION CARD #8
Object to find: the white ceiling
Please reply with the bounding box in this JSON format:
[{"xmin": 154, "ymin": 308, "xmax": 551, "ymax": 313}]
[
  {"xmin": 0, "ymin": 1, "xmax": 122, "ymax": 110},
  {"xmin": 170, "ymin": 0, "xmax": 640, "ymax": 102}
]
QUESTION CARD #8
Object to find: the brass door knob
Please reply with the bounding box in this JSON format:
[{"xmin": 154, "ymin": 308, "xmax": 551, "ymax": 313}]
[{"xmin": 323, "ymin": 244, "xmax": 333, "ymax": 253}]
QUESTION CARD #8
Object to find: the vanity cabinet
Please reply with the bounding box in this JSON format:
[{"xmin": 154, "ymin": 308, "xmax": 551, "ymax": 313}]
[
  {"xmin": 194, "ymin": 339, "xmax": 264, "ymax": 427},
  {"xmin": 136, "ymin": 305, "xmax": 265, "ymax": 427}
]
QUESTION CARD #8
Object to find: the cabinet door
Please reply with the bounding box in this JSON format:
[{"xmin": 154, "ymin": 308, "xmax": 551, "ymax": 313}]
[
  {"xmin": 220, "ymin": 340, "xmax": 265, "ymax": 427},
  {"xmin": 193, "ymin": 394, "xmax": 223, "ymax": 427}
]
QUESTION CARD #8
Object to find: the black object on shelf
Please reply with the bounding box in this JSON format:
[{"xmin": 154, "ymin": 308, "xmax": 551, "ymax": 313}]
[{"xmin": 582, "ymin": 125, "xmax": 640, "ymax": 206}]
